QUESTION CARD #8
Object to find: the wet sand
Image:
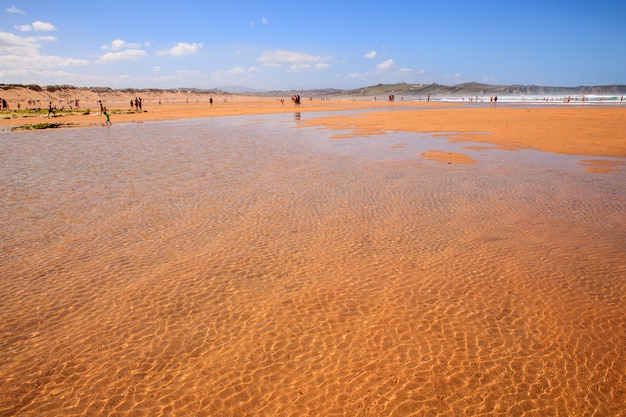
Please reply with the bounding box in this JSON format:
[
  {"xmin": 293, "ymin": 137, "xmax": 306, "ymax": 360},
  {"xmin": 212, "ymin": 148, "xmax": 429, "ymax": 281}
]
[
  {"xmin": 1, "ymin": 109, "xmax": 625, "ymax": 416},
  {"xmin": 3, "ymin": 99, "xmax": 625, "ymax": 161}
]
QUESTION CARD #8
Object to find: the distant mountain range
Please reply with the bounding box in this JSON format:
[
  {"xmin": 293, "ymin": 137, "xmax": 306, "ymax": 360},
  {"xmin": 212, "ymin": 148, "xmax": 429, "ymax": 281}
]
[{"xmin": 183, "ymin": 82, "xmax": 626, "ymax": 97}]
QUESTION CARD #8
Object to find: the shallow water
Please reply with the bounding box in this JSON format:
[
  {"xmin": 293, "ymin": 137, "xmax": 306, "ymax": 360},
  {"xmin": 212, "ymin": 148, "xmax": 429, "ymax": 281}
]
[{"xmin": 1, "ymin": 114, "xmax": 625, "ymax": 416}]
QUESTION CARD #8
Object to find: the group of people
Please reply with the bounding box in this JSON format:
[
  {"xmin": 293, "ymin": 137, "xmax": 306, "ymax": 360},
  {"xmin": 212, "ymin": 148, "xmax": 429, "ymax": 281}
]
[{"xmin": 131, "ymin": 97, "xmax": 143, "ymax": 111}]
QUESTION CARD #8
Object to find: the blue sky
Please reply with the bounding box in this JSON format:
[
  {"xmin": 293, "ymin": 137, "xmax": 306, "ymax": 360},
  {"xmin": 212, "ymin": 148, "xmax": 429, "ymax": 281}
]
[{"xmin": 1, "ymin": 1, "xmax": 625, "ymax": 90}]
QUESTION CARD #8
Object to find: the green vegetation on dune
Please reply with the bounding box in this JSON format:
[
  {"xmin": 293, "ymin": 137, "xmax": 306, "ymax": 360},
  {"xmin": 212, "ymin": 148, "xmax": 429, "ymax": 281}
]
[{"xmin": 10, "ymin": 122, "xmax": 67, "ymax": 131}]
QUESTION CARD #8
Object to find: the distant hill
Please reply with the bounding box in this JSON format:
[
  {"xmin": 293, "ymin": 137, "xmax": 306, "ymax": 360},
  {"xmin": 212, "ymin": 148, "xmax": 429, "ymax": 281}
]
[{"xmin": 340, "ymin": 82, "xmax": 626, "ymax": 97}]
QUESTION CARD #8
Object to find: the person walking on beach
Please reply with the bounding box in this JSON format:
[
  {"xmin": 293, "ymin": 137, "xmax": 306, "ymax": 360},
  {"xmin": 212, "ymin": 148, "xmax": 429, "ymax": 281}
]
[
  {"xmin": 104, "ymin": 107, "xmax": 111, "ymax": 126},
  {"xmin": 47, "ymin": 102, "xmax": 55, "ymax": 118},
  {"xmin": 210, "ymin": 97, "xmax": 213, "ymax": 106}
]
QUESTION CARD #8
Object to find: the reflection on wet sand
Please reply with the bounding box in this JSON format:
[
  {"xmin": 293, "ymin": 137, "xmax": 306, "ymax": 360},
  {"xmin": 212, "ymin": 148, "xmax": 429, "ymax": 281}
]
[{"xmin": 1, "ymin": 116, "xmax": 625, "ymax": 416}]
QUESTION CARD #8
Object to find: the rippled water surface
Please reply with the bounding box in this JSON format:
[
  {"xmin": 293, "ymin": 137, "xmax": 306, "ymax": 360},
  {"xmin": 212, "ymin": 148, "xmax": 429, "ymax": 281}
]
[{"xmin": 1, "ymin": 114, "xmax": 625, "ymax": 416}]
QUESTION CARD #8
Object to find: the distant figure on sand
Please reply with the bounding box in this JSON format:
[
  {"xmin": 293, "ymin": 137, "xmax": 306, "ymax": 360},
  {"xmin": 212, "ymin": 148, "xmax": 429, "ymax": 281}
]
[
  {"xmin": 47, "ymin": 102, "xmax": 55, "ymax": 118},
  {"xmin": 210, "ymin": 97, "xmax": 213, "ymax": 106},
  {"xmin": 292, "ymin": 94, "xmax": 301, "ymax": 106}
]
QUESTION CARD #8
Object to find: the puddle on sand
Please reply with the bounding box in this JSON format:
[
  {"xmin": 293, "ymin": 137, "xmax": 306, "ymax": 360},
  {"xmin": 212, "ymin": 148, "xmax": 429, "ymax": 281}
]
[{"xmin": 1, "ymin": 115, "xmax": 625, "ymax": 416}]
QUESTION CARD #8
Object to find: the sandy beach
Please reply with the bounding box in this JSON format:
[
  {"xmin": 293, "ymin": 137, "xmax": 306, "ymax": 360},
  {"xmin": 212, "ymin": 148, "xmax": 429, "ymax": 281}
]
[{"xmin": 1, "ymin": 88, "xmax": 625, "ymax": 416}]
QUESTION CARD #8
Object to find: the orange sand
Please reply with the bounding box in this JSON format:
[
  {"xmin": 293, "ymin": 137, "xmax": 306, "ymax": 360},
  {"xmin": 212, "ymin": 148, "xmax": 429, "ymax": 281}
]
[
  {"xmin": 1, "ymin": 89, "xmax": 625, "ymax": 416},
  {"xmin": 300, "ymin": 106, "xmax": 626, "ymax": 159}
]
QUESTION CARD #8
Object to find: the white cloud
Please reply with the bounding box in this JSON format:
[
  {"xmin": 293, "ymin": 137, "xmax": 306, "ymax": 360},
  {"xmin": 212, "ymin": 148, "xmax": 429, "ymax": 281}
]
[
  {"xmin": 97, "ymin": 49, "xmax": 146, "ymax": 63},
  {"xmin": 257, "ymin": 50, "xmax": 331, "ymax": 71},
  {"xmin": 17, "ymin": 21, "xmax": 56, "ymax": 32},
  {"xmin": 101, "ymin": 39, "xmax": 147, "ymax": 51},
  {"xmin": 157, "ymin": 42, "xmax": 203, "ymax": 56},
  {"xmin": 364, "ymin": 50, "xmax": 377, "ymax": 59},
  {"xmin": 262, "ymin": 17, "xmax": 268, "ymax": 25},
  {"xmin": 153, "ymin": 66, "xmax": 161, "ymax": 72},
  {"xmin": 6, "ymin": 5, "xmax": 26, "ymax": 14},
  {"xmin": 32, "ymin": 21, "xmax": 55, "ymax": 31},
  {"xmin": 0, "ymin": 31, "xmax": 39, "ymax": 54},
  {"xmin": 225, "ymin": 66, "xmax": 260, "ymax": 75},
  {"xmin": 7, "ymin": 54, "xmax": 90, "ymax": 67},
  {"xmin": 101, "ymin": 39, "xmax": 126, "ymax": 50},
  {"xmin": 376, "ymin": 58, "xmax": 396, "ymax": 70},
  {"xmin": 228, "ymin": 66, "xmax": 246, "ymax": 74},
  {"xmin": 0, "ymin": 31, "xmax": 86, "ymax": 69}
]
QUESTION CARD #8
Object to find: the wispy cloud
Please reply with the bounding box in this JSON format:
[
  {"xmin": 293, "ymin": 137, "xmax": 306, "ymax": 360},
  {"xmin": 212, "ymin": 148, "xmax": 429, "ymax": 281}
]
[
  {"xmin": 97, "ymin": 49, "xmax": 147, "ymax": 63},
  {"xmin": 227, "ymin": 66, "xmax": 259, "ymax": 75},
  {"xmin": 157, "ymin": 42, "xmax": 203, "ymax": 56},
  {"xmin": 250, "ymin": 17, "xmax": 269, "ymax": 27},
  {"xmin": 15, "ymin": 21, "xmax": 56, "ymax": 32},
  {"xmin": 364, "ymin": 51, "xmax": 377, "ymax": 59},
  {"xmin": 257, "ymin": 50, "xmax": 331, "ymax": 71},
  {"xmin": 101, "ymin": 39, "xmax": 147, "ymax": 51},
  {"xmin": 6, "ymin": 5, "xmax": 25, "ymax": 14},
  {"xmin": 376, "ymin": 58, "xmax": 396, "ymax": 70}
]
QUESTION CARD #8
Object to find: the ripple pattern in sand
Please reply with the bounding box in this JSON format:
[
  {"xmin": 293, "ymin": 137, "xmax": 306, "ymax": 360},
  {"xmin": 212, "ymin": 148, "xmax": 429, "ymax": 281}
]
[{"xmin": 1, "ymin": 118, "xmax": 625, "ymax": 416}]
